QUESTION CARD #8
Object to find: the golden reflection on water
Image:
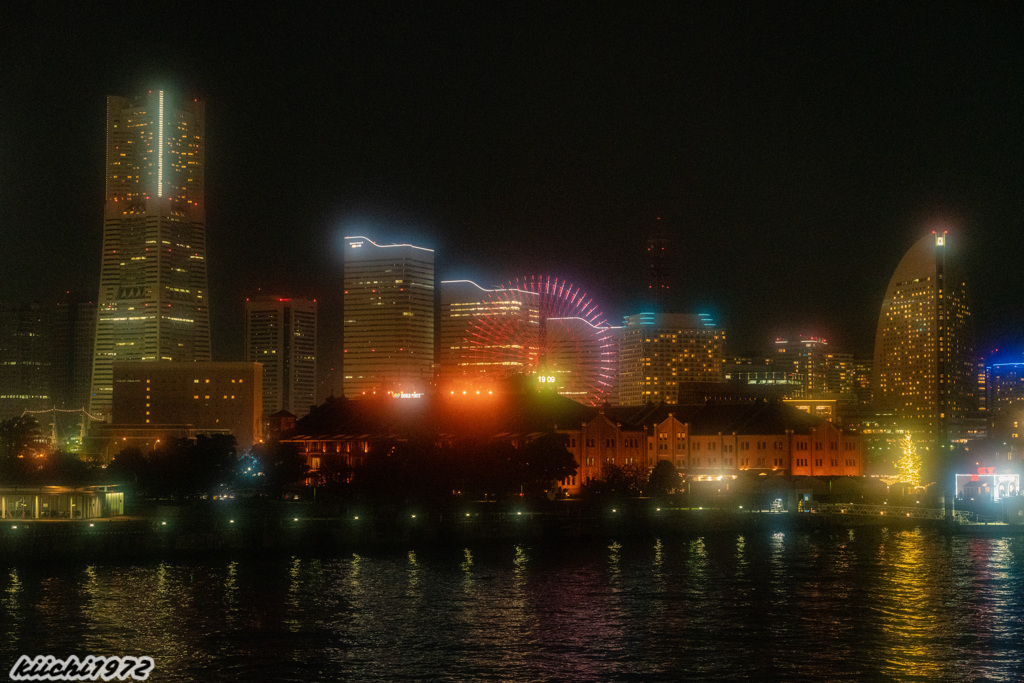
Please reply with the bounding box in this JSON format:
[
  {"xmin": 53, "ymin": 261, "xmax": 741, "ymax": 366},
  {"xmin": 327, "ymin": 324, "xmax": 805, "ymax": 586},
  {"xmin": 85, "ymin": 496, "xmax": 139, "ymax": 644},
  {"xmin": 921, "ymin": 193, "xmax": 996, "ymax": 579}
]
[
  {"xmin": 220, "ymin": 560, "xmax": 239, "ymax": 631},
  {"xmin": 607, "ymin": 541, "xmax": 622, "ymax": 585},
  {"xmin": 2, "ymin": 532, "xmax": 1023, "ymax": 680},
  {"xmin": 156, "ymin": 561, "xmax": 168, "ymax": 594},
  {"xmin": 652, "ymin": 537, "xmax": 664, "ymax": 587},
  {"xmin": 349, "ymin": 552, "xmax": 362, "ymax": 594},
  {"xmin": 876, "ymin": 529, "xmax": 948, "ymax": 680},
  {"xmin": 224, "ymin": 561, "xmax": 237, "ymax": 599},
  {"xmin": 513, "ymin": 545, "xmax": 528, "ymax": 571},
  {"xmin": 3, "ymin": 568, "xmax": 23, "ymax": 647},
  {"xmin": 407, "ymin": 550, "xmax": 420, "ymax": 597},
  {"xmin": 4, "ymin": 568, "xmax": 20, "ymax": 605},
  {"xmin": 285, "ymin": 556, "xmax": 303, "ymax": 632},
  {"xmin": 506, "ymin": 544, "xmax": 532, "ymax": 660},
  {"xmin": 461, "ymin": 548, "xmax": 474, "ymax": 592}
]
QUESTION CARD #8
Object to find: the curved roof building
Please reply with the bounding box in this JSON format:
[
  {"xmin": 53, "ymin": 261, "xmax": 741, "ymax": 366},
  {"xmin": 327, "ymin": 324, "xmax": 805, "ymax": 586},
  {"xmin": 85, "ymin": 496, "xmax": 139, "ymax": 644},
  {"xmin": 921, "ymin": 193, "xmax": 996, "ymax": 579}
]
[{"xmin": 873, "ymin": 232, "xmax": 975, "ymax": 452}]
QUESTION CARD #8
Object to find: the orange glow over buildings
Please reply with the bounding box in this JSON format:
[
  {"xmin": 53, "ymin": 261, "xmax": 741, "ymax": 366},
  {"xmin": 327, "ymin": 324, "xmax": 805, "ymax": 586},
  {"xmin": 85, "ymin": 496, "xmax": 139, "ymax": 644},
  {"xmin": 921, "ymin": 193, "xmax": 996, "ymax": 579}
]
[
  {"xmin": 281, "ymin": 387, "xmax": 862, "ymax": 496},
  {"xmin": 438, "ymin": 280, "xmax": 540, "ymax": 391},
  {"xmin": 438, "ymin": 278, "xmax": 615, "ymax": 405}
]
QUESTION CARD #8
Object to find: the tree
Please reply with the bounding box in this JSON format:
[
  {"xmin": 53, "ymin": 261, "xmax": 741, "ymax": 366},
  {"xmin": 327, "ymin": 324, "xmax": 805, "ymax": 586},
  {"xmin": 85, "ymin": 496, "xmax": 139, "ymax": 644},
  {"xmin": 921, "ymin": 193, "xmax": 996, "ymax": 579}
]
[
  {"xmin": 509, "ymin": 432, "xmax": 578, "ymax": 497},
  {"xmin": 581, "ymin": 463, "xmax": 647, "ymax": 499},
  {"xmin": 38, "ymin": 450, "xmax": 96, "ymax": 485},
  {"xmin": 647, "ymin": 459, "xmax": 679, "ymax": 497},
  {"xmin": 108, "ymin": 447, "xmax": 150, "ymax": 490},
  {"xmin": 896, "ymin": 432, "xmax": 921, "ymax": 487},
  {"xmin": 0, "ymin": 415, "xmax": 40, "ymax": 458},
  {"xmin": 0, "ymin": 415, "xmax": 41, "ymax": 482},
  {"xmin": 252, "ymin": 441, "xmax": 308, "ymax": 496}
]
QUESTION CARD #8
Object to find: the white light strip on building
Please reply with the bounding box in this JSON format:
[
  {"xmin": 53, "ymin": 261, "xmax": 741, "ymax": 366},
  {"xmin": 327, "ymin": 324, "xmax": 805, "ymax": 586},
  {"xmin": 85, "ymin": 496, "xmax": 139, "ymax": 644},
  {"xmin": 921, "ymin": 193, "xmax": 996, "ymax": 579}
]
[{"xmin": 157, "ymin": 90, "xmax": 164, "ymax": 198}]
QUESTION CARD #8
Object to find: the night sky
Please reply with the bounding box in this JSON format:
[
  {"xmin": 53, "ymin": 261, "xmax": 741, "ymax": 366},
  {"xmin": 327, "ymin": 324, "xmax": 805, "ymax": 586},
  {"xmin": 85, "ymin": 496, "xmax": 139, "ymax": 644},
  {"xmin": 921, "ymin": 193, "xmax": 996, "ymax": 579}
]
[{"xmin": 3, "ymin": 2, "xmax": 1024, "ymax": 364}]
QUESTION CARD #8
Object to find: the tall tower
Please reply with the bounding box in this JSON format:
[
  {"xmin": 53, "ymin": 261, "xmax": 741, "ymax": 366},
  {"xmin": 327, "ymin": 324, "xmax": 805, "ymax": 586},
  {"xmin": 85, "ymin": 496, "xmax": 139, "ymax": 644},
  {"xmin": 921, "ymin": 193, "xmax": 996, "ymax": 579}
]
[
  {"xmin": 644, "ymin": 218, "xmax": 671, "ymax": 309},
  {"xmin": 342, "ymin": 236, "xmax": 434, "ymax": 397},
  {"xmin": 245, "ymin": 296, "xmax": 317, "ymax": 418},
  {"xmin": 873, "ymin": 231, "xmax": 975, "ymax": 456},
  {"xmin": 90, "ymin": 90, "xmax": 210, "ymax": 418}
]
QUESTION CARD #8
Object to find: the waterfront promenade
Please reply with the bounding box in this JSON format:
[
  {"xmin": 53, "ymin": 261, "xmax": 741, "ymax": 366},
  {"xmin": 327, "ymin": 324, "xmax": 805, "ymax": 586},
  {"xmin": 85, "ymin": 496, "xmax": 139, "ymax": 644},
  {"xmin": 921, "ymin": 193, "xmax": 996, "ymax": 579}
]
[{"xmin": 0, "ymin": 499, "xmax": 1015, "ymax": 562}]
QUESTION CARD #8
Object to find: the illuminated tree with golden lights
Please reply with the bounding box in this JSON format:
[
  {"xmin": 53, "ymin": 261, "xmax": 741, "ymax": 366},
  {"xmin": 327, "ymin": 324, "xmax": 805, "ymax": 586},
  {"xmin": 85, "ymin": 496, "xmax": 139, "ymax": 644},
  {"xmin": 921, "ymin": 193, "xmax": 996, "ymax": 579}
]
[{"xmin": 896, "ymin": 432, "xmax": 921, "ymax": 487}]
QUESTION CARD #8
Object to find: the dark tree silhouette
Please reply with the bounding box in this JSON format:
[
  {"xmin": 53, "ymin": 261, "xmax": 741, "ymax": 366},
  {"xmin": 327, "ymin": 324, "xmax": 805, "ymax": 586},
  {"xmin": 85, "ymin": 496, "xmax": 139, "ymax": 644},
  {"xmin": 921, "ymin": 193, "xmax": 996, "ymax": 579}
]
[
  {"xmin": 252, "ymin": 441, "xmax": 308, "ymax": 496},
  {"xmin": 647, "ymin": 459, "xmax": 679, "ymax": 497}
]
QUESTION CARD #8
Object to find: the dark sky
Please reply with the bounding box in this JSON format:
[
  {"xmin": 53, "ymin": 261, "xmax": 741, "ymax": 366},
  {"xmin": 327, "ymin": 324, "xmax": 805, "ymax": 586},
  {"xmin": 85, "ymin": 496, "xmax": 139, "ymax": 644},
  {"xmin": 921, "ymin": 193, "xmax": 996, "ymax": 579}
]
[{"xmin": 3, "ymin": 2, "xmax": 1024, "ymax": 362}]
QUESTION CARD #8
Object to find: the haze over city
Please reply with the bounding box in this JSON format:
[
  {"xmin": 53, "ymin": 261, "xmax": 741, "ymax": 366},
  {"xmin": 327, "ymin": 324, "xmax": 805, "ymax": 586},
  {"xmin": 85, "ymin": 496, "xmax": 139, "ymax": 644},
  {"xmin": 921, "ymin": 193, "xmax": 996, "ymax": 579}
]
[
  {"xmin": 3, "ymin": 3, "xmax": 1024, "ymax": 361},
  {"xmin": 6, "ymin": 5, "xmax": 1024, "ymax": 681}
]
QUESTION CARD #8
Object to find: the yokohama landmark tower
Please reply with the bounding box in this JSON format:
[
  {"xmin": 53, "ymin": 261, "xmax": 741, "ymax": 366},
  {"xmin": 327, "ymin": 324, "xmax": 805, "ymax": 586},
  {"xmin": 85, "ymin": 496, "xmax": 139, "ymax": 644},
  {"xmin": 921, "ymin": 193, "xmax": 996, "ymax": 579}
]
[{"xmin": 89, "ymin": 90, "xmax": 211, "ymax": 418}]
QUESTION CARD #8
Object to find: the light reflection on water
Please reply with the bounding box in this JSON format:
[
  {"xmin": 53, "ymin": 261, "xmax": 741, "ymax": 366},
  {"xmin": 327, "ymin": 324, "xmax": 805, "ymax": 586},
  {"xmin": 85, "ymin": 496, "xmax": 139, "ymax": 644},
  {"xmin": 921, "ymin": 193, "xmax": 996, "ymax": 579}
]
[{"xmin": 0, "ymin": 530, "xmax": 1022, "ymax": 681}]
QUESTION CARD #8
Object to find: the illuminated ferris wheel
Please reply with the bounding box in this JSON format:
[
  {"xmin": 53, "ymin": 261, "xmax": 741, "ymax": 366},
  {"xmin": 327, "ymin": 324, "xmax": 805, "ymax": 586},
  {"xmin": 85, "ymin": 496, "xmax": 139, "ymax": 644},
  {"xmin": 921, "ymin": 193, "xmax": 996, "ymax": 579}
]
[{"xmin": 465, "ymin": 276, "xmax": 616, "ymax": 405}]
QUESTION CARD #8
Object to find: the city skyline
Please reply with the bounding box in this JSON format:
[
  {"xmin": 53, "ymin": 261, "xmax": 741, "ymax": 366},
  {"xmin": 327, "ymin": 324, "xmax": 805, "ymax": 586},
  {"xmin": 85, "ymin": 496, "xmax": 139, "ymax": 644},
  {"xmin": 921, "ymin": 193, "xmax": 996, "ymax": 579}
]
[{"xmin": 3, "ymin": 5, "xmax": 1024, "ymax": 361}]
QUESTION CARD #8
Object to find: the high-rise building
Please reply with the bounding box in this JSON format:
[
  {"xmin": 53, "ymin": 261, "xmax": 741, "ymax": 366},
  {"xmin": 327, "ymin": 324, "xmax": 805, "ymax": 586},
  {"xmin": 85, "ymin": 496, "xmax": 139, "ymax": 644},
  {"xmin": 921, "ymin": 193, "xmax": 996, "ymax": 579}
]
[
  {"xmin": 987, "ymin": 362, "xmax": 1024, "ymax": 414},
  {"xmin": 617, "ymin": 313, "xmax": 725, "ymax": 406},
  {"xmin": 873, "ymin": 231, "xmax": 975, "ymax": 454},
  {"xmin": 0, "ymin": 303, "xmax": 52, "ymax": 419},
  {"xmin": 52, "ymin": 299, "xmax": 97, "ymax": 411},
  {"xmin": 773, "ymin": 336, "xmax": 829, "ymax": 398},
  {"xmin": 343, "ymin": 236, "xmax": 434, "ymax": 397},
  {"xmin": 89, "ymin": 90, "xmax": 210, "ymax": 418},
  {"xmin": 437, "ymin": 280, "xmax": 540, "ymax": 390},
  {"xmin": 644, "ymin": 220, "xmax": 671, "ymax": 309},
  {"xmin": 437, "ymin": 279, "xmax": 616, "ymax": 404},
  {"xmin": 245, "ymin": 296, "xmax": 317, "ymax": 418}
]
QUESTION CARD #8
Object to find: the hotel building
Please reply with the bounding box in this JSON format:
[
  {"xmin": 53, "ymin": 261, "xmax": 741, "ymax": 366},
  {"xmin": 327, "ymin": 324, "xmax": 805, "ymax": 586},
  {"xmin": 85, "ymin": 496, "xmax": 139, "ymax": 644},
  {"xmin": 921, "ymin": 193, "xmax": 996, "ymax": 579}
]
[
  {"xmin": 90, "ymin": 90, "xmax": 210, "ymax": 418},
  {"xmin": 873, "ymin": 232, "xmax": 975, "ymax": 453},
  {"xmin": 109, "ymin": 361, "xmax": 262, "ymax": 448},
  {"xmin": 617, "ymin": 313, "xmax": 725, "ymax": 406},
  {"xmin": 343, "ymin": 236, "xmax": 434, "ymax": 397}
]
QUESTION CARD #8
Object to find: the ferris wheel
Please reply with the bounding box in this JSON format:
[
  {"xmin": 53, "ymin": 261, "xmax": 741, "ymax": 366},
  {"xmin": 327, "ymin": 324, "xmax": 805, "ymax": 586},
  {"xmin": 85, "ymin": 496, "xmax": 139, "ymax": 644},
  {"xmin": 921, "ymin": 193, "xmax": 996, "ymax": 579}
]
[{"xmin": 465, "ymin": 276, "xmax": 616, "ymax": 405}]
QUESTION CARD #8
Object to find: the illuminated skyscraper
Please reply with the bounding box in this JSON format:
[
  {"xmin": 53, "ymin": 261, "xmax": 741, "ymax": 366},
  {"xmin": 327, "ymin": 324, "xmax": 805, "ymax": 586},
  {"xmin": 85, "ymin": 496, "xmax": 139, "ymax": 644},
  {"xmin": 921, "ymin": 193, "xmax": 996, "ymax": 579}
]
[
  {"xmin": 617, "ymin": 313, "xmax": 725, "ymax": 406},
  {"xmin": 873, "ymin": 231, "xmax": 975, "ymax": 451},
  {"xmin": 438, "ymin": 277, "xmax": 615, "ymax": 405},
  {"xmin": 89, "ymin": 90, "xmax": 210, "ymax": 418},
  {"xmin": 773, "ymin": 336, "xmax": 829, "ymax": 398},
  {"xmin": 343, "ymin": 236, "xmax": 434, "ymax": 396},
  {"xmin": 245, "ymin": 296, "xmax": 317, "ymax": 418},
  {"xmin": 438, "ymin": 280, "xmax": 539, "ymax": 390}
]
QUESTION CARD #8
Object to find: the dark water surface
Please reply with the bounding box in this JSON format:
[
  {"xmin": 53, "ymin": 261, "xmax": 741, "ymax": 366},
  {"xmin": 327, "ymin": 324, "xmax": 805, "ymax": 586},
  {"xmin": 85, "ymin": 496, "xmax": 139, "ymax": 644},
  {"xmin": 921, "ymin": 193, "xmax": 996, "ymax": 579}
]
[{"xmin": 2, "ymin": 528, "xmax": 1023, "ymax": 681}]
